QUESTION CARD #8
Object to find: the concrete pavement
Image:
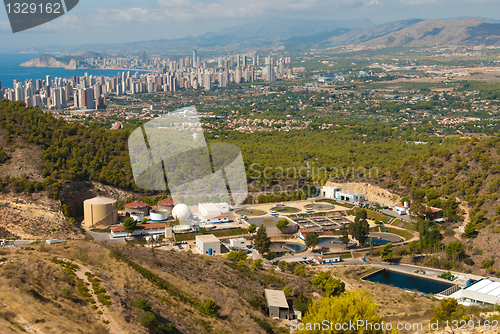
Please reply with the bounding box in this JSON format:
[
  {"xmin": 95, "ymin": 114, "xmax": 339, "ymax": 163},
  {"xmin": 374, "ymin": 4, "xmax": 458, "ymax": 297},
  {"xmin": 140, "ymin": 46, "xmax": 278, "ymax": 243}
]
[{"xmin": 83, "ymin": 228, "xmax": 126, "ymax": 243}]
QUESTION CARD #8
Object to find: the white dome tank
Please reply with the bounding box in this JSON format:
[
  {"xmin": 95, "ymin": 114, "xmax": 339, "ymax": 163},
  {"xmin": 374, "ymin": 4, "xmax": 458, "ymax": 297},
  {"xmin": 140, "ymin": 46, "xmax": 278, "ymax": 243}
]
[{"xmin": 172, "ymin": 204, "xmax": 191, "ymax": 220}]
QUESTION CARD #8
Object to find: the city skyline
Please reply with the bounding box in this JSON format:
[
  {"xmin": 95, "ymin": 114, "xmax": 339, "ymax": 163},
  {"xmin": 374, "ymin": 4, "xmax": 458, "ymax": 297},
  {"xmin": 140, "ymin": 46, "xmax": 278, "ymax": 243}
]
[{"xmin": 1, "ymin": 0, "xmax": 500, "ymax": 51}]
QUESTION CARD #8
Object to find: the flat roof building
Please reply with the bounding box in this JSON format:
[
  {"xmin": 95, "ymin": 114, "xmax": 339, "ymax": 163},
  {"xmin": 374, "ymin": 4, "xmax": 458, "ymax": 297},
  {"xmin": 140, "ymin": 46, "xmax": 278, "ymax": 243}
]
[
  {"xmin": 199, "ymin": 203, "xmax": 230, "ymax": 223},
  {"xmin": 199, "ymin": 203, "xmax": 230, "ymax": 216},
  {"xmin": 321, "ymin": 185, "xmax": 341, "ymax": 199},
  {"xmin": 196, "ymin": 234, "xmax": 221, "ymax": 256},
  {"xmin": 265, "ymin": 289, "xmax": 291, "ymax": 320},
  {"xmin": 449, "ymin": 278, "xmax": 500, "ymax": 305},
  {"xmin": 110, "ymin": 223, "xmax": 168, "ymax": 238},
  {"xmin": 335, "ymin": 190, "xmax": 365, "ymax": 204},
  {"xmin": 230, "ymin": 238, "xmax": 246, "ymax": 249}
]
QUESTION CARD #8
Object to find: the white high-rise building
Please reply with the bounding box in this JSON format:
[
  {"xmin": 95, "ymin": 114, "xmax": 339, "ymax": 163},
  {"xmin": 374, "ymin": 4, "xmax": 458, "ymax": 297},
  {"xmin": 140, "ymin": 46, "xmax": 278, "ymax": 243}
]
[
  {"xmin": 235, "ymin": 68, "xmax": 241, "ymax": 83},
  {"xmin": 53, "ymin": 88, "xmax": 61, "ymax": 110},
  {"xmin": 14, "ymin": 81, "xmax": 24, "ymax": 102}
]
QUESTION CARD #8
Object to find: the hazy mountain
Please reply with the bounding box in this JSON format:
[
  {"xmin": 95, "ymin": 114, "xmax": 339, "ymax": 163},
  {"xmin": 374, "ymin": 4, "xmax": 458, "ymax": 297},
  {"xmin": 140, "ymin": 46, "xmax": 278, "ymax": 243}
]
[
  {"xmin": 21, "ymin": 18, "xmax": 374, "ymax": 55},
  {"xmin": 216, "ymin": 17, "xmax": 374, "ymax": 41},
  {"xmin": 361, "ymin": 18, "xmax": 500, "ymax": 47},
  {"xmin": 20, "ymin": 17, "xmax": 500, "ymax": 56}
]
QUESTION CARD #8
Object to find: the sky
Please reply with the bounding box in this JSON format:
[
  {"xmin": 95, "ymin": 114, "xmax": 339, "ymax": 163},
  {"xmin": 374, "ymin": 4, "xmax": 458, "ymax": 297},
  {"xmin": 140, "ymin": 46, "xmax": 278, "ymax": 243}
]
[{"xmin": 1, "ymin": 0, "xmax": 500, "ymax": 51}]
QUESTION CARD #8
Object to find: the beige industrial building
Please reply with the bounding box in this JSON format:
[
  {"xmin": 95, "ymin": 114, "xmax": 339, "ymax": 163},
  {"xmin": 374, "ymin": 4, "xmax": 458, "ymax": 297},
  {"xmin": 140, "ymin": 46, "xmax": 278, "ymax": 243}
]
[
  {"xmin": 196, "ymin": 234, "xmax": 221, "ymax": 255},
  {"xmin": 83, "ymin": 196, "xmax": 118, "ymax": 228}
]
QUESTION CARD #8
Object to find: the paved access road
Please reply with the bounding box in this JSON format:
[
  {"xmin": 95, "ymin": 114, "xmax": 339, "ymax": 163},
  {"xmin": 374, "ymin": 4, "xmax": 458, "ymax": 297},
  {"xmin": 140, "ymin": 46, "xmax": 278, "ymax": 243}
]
[
  {"xmin": 380, "ymin": 209, "xmax": 417, "ymax": 223},
  {"xmin": 1, "ymin": 240, "xmax": 34, "ymax": 248},
  {"xmin": 83, "ymin": 228, "xmax": 126, "ymax": 243}
]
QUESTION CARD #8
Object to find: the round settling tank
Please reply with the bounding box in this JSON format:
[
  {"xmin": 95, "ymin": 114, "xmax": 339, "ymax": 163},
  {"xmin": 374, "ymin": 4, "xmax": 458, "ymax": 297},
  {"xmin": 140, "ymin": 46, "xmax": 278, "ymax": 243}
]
[
  {"xmin": 150, "ymin": 210, "xmax": 168, "ymax": 222},
  {"xmin": 130, "ymin": 212, "xmax": 145, "ymax": 222},
  {"xmin": 83, "ymin": 196, "xmax": 117, "ymax": 228}
]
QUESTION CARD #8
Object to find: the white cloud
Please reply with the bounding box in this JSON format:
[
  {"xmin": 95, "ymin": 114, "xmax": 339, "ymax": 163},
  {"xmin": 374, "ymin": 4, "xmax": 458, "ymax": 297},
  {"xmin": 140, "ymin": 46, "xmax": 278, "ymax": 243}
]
[
  {"xmin": 0, "ymin": 21, "xmax": 10, "ymax": 30},
  {"xmin": 84, "ymin": 0, "xmax": 382, "ymax": 25},
  {"xmin": 43, "ymin": 14, "xmax": 80, "ymax": 29},
  {"xmin": 400, "ymin": 0, "xmax": 437, "ymax": 4}
]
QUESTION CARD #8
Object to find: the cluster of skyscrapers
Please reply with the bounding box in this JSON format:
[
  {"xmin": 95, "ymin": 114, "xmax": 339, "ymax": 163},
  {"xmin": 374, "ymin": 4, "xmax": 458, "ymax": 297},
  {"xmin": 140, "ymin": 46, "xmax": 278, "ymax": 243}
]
[{"xmin": 0, "ymin": 51, "xmax": 297, "ymax": 111}]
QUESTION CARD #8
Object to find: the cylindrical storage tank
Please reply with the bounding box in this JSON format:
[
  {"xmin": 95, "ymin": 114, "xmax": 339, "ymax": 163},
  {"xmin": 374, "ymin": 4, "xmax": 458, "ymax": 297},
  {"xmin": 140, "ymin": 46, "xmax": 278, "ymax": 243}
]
[
  {"xmin": 208, "ymin": 248, "xmax": 213, "ymax": 256},
  {"xmin": 150, "ymin": 210, "xmax": 168, "ymax": 222},
  {"xmin": 83, "ymin": 196, "xmax": 117, "ymax": 228},
  {"xmin": 130, "ymin": 212, "xmax": 144, "ymax": 222},
  {"xmin": 404, "ymin": 201, "xmax": 409, "ymax": 208}
]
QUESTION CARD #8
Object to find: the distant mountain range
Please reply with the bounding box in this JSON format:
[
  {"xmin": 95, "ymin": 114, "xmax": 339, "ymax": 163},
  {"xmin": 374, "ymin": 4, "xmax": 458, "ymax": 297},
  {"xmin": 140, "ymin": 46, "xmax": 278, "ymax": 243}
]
[{"xmin": 21, "ymin": 17, "xmax": 500, "ymax": 57}]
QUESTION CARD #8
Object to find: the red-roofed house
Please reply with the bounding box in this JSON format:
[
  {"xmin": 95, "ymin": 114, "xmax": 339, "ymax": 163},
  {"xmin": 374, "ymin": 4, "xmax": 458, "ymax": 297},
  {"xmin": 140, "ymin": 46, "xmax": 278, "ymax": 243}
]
[
  {"xmin": 298, "ymin": 229, "xmax": 316, "ymax": 240},
  {"xmin": 429, "ymin": 207, "xmax": 443, "ymax": 220},
  {"xmin": 394, "ymin": 205, "xmax": 407, "ymax": 215},
  {"xmin": 125, "ymin": 201, "xmax": 150, "ymax": 215}
]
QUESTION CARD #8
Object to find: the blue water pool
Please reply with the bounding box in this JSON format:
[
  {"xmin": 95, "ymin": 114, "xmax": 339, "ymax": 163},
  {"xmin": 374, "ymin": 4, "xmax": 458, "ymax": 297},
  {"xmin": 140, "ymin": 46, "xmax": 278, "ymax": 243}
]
[
  {"xmin": 363, "ymin": 269, "xmax": 454, "ymax": 294},
  {"xmin": 365, "ymin": 238, "xmax": 391, "ymax": 245},
  {"xmin": 270, "ymin": 242, "xmax": 307, "ymax": 253},
  {"xmin": 318, "ymin": 237, "xmax": 342, "ymax": 245}
]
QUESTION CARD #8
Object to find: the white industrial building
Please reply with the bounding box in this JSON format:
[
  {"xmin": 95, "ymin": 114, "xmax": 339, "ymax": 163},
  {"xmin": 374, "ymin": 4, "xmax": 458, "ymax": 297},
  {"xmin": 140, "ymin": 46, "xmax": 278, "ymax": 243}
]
[
  {"xmin": 312, "ymin": 255, "xmax": 341, "ymax": 264},
  {"xmin": 321, "ymin": 185, "xmax": 341, "ymax": 199},
  {"xmin": 230, "ymin": 238, "xmax": 246, "ymax": 249},
  {"xmin": 448, "ymin": 278, "xmax": 500, "ymax": 305},
  {"xmin": 110, "ymin": 223, "xmax": 168, "ymax": 238},
  {"xmin": 199, "ymin": 203, "xmax": 230, "ymax": 223},
  {"xmin": 321, "ymin": 186, "xmax": 365, "ymax": 204},
  {"xmin": 335, "ymin": 190, "xmax": 365, "ymax": 204},
  {"xmin": 196, "ymin": 234, "xmax": 221, "ymax": 255},
  {"xmin": 394, "ymin": 205, "xmax": 407, "ymax": 215},
  {"xmin": 199, "ymin": 203, "xmax": 230, "ymax": 216}
]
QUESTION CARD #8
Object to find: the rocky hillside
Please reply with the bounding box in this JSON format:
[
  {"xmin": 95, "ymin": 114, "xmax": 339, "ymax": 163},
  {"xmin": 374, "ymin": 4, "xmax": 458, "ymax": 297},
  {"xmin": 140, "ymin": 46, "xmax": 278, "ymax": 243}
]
[
  {"xmin": 0, "ymin": 241, "xmax": 315, "ymax": 334},
  {"xmin": 361, "ymin": 18, "xmax": 497, "ymax": 48},
  {"xmin": 19, "ymin": 54, "xmax": 77, "ymax": 69}
]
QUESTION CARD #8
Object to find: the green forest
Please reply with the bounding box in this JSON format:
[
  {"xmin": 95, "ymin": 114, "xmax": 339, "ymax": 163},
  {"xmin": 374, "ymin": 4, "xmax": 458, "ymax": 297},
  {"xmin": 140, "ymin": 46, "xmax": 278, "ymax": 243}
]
[{"xmin": 2, "ymin": 99, "xmax": 500, "ymax": 233}]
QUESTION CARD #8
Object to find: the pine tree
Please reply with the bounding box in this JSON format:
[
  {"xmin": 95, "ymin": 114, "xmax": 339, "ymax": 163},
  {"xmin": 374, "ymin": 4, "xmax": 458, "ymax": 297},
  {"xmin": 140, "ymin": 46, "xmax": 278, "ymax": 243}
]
[
  {"xmin": 305, "ymin": 231, "xmax": 319, "ymax": 249},
  {"xmin": 254, "ymin": 226, "xmax": 271, "ymax": 254},
  {"xmin": 339, "ymin": 224, "xmax": 350, "ymax": 249},
  {"xmin": 123, "ymin": 217, "xmax": 137, "ymax": 234}
]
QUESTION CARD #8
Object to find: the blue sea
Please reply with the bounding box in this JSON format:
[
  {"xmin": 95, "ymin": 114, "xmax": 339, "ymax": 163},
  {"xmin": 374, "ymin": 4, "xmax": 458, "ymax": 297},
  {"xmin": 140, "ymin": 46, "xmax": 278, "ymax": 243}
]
[{"xmin": 0, "ymin": 53, "xmax": 149, "ymax": 89}]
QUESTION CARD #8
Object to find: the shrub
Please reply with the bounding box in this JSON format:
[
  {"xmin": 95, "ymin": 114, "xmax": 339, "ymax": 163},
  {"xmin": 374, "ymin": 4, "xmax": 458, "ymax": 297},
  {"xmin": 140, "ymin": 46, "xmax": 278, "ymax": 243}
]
[
  {"xmin": 133, "ymin": 297, "xmax": 151, "ymax": 311},
  {"xmin": 481, "ymin": 258, "xmax": 495, "ymax": 269},
  {"xmin": 158, "ymin": 323, "xmax": 176, "ymax": 334},
  {"xmin": 137, "ymin": 310, "xmax": 158, "ymax": 328},
  {"xmin": 60, "ymin": 286, "xmax": 74, "ymax": 299},
  {"xmin": 463, "ymin": 257, "xmax": 475, "ymax": 266},
  {"xmin": 202, "ymin": 299, "xmax": 220, "ymax": 317}
]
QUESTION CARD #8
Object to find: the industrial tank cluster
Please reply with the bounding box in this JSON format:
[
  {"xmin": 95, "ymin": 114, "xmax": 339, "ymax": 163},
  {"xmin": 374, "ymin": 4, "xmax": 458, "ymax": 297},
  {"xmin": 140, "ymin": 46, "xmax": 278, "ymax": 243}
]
[{"xmin": 83, "ymin": 196, "xmax": 192, "ymax": 227}]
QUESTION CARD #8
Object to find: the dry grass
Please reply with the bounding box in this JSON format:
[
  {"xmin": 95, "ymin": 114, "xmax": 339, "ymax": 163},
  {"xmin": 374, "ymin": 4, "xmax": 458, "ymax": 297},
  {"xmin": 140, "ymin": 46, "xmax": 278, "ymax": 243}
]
[{"xmin": 0, "ymin": 240, "xmax": 318, "ymax": 333}]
